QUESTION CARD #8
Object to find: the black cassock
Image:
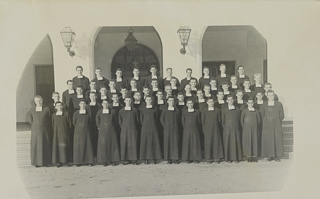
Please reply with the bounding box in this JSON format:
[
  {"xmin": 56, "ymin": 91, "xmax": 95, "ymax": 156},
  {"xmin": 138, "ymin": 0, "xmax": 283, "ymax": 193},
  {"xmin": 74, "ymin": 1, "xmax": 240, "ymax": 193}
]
[
  {"xmin": 201, "ymin": 108, "xmax": 224, "ymax": 160},
  {"xmin": 72, "ymin": 76, "xmax": 90, "ymax": 92},
  {"xmin": 28, "ymin": 106, "xmax": 52, "ymax": 166},
  {"xmin": 181, "ymin": 110, "xmax": 203, "ymax": 161},
  {"xmin": 72, "ymin": 110, "xmax": 94, "ymax": 165},
  {"xmin": 96, "ymin": 109, "xmax": 120, "ymax": 163},
  {"xmin": 87, "ymin": 102, "xmax": 102, "ymax": 157},
  {"xmin": 160, "ymin": 108, "xmax": 180, "ymax": 160},
  {"xmin": 222, "ymin": 107, "xmax": 242, "ymax": 161},
  {"xmin": 139, "ymin": 106, "xmax": 162, "ymax": 160},
  {"xmin": 260, "ymin": 101, "xmax": 284, "ymax": 158},
  {"xmin": 52, "ymin": 112, "xmax": 72, "ymax": 164},
  {"xmin": 118, "ymin": 108, "xmax": 140, "ymax": 161},
  {"xmin": 241, "ymin": 108, "xmax": 261, "ymax": 157}
]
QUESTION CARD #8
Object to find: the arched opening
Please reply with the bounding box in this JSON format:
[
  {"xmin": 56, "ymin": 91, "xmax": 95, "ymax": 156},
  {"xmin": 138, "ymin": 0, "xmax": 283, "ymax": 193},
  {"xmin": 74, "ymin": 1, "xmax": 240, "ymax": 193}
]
[
  {"xmin": 93, "ymin": 26, "xmax": 163, "ymax": 79},
  {"xmin": 111, "ymin": 44, "xmax": 160, "ymax": 79}
]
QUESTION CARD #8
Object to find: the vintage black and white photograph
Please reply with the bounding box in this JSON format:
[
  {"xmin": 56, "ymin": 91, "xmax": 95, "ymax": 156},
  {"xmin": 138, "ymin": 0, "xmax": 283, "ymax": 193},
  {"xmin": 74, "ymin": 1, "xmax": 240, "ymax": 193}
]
[{"xmin": 1, "ymin": 1, "xmax": 320, "ymax": 199}]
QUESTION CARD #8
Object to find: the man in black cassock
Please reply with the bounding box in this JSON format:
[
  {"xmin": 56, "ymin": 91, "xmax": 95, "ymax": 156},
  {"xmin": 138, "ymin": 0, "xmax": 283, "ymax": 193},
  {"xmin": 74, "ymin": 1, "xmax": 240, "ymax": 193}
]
[
  {"xmin": 62, "ymin": 80, "xmax": 76, "ymax": 113},
  {"xmin": 236, "ymin": 65, "xmax": 250, "ymax": 90},
  {"xmin": 91, "ymin": 67, "xmax": 109, "ymax": 91},
  {"xmin": 145, "ymin": 65, "xmax": 163, "ymax": 90},
  {"xmin": 215, "ymin": 64, "xmax": 230, "ymax": 89},
  {"xmin": 72, "ymin": 66, "xmax": 90, "ymax": 92},
  {"xmin": 180, "ymin": 68, "xmax": 198, "ymax": 92},
  {"xmin": 198, "ymin": 66, "xmax": 213, "ymax": 90}
]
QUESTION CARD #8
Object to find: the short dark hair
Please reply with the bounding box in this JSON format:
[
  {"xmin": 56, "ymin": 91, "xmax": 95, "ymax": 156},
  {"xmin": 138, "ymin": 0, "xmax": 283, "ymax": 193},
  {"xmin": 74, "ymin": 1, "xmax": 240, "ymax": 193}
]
[
  {"xmin": 76, "ymin": 66, "xmax": 83, "ymax": 70},
  {"xmin": 67, "ymin": 80, "xmax": 73, "ymax": 84},
  {"xmin": 237, "ymin": 65, "xmax": 244, "ymax": 70},
  {"xmin": 186, "ymin": 68, "xmax": 192, "ymax": 72}
]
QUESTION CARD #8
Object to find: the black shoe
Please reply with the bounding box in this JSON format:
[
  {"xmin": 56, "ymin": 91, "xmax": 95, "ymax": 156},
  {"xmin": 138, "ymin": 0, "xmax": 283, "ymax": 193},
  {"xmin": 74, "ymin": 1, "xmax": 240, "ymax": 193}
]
[
  {"xmin": 167, "ymin": 160, "xmax": 172, "ymax": 164},
  {"xmin": 275, "ymin": 158, "xmax": 281, "ymax": 162},
  {"xmin": 194, "ymin": 161, "xmax": 200, "ymax": 164},
  {"xmin": 207, "ymin": 160, "xmax": 213, "ymax": 164},
  {"xmin": 123, "ymin": 162, "xmax": 129, "ymax": 165},
  {"xmin": 132, "ymin": 161, "xmax": 137, "ymax": 165},
  {"xmin": 267, "ymin": 157, "xmax": 273, "ymax": 161},
  {"xmin": 186, "ymin": 160, "xmax": 193, "ymax": 164},
  {"xmin": 234, "ymin": 161, "xmax": 239, "ymax": 163},
  {"xmin": 57, "ymin": 163, "xmax": 62, "ymax": 167},
  {"xmin": 111, "ymin": 162, "xmax": 116, "ymax": 166},
  {"xmin": 77, "ymin": 164, "xmax": 82, "ymax": 167},
  {"xmin": 154, "ymin": 160, "xmax": 158, "ymax": 164}
]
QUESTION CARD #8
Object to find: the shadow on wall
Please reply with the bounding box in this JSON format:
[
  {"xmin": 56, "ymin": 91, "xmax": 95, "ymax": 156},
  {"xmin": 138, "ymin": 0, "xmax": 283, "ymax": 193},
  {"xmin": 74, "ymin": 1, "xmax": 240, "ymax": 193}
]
[
  {"xmin": 187, "ymin": 30, "xmax": 201, "ymax": 60},
  {"xmin": 74, "ymin": 33, "xmax": 92, "ymax": 60}
]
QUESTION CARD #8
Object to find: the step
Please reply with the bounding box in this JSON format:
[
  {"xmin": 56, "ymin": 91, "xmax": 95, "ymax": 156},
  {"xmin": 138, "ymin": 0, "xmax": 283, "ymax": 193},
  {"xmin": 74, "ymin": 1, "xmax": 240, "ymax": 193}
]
[
  {"xmin": 16, "ymin": 131, "xmax": 31, "ymax": 138},
  {"xmin": 284, "ymin": 145, "xmax": 293, "ymax": 152},
  {"xmin": 17, "ymin": 144, "xmax": 31, "ymax": 152},
  {"xmin": 283, "ymin": 132, "xmax": 293, "ymax": 138},
  {"xmin": 17, "ymin": 159, "xmax": 31, "ymax": 166},
  {"xmin": 283, "ymin": 138, "xmax": 293, "ymax": 145}
]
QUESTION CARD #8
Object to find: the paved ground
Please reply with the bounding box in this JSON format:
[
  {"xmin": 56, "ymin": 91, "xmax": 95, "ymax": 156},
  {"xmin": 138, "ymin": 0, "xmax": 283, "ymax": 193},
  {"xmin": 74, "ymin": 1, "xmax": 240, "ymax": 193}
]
[{"xmin": 18, "ymin": 159, "xmax": 292, "ymax": 199}]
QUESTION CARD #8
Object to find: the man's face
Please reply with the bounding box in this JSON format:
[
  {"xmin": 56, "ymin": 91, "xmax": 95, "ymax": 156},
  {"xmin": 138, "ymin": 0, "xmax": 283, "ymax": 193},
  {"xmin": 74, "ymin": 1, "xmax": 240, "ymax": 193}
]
[
  {"xmin": 55, "ymin": 103, "xmax": 63, "ymax": 111},
  {"xmin": 186, "ymin": 101, "xmax": 193, "ymax": 109},
  {"xmin": 52, "ymin": 94, "xmax": 60, "ymax": 102},
  {"xmin": 222, "ymin": 84, "xmax": 228, "ymax": 91},
  {"xmin": 203, "ymin": 68, "xmax": 209, "ymax": 76},
  {"xmin": 89, "ymin": 93, "xmax": 97, "ymax": 102},
  {"xmin": 165, "ymin": 98, "xmax": 173, "ymax": 107},
  {"xmin": 76, "ymin": 88, "xmax": 83, "ymax": 95},
  {"xmin": 151, "ymin": 81, "xmax": 158, "ymax": 88},
  {"xmin": 156, "ymin": 92, "xmax": 164, "ymax": 100},
  {"xmin": 227, "ymin": 97, "xmax": 234, "ymax": 106},
  {"xmin": 236, "ymin": 92, "xmax": 243, "ymax": 99},
  {"xmin": 79, "ymin": 101, "xmax": 86, "ymax": 109},
  {"xmin": 67, "ymin": 82, "xmax": 74, "ymax": 90},
  {"xmin": 90, "ymin": 82, "xmax": 96, "ymax": 90},
  {"xmin": 243, "ymin": 81, "xmax": 250, "ymax": 89},
  {"xmin": 134, "ymin": 93, "xmax": 141, "ymax": 101},
  {"xmin": 76, "ymin": 68, "xmax": 83, "ymax": 75},
  {"xmin": 186, "ymin": 70, "xmax": 192, "ymax": 77},
  {"xmin": 170, "ymin": 78, "xmax": 177, "ymax": 86},
  {"xmin": 34, "ymin": 98, "xmax": 43, "ymax": 106},
  {"xmin": 254, "ymin": 76, "xmax": 261, "ymax": 83},
  {"xmin": 145, "ymin": 97, "xmax": 152, "ymax": 105},
  {"xmin": 220, "ymin": 65, "xmax": 226, "ymax": 73},
  {"xmin": 165, "ymin": 86, "xmax": 172, "ymax": 94},
  {"xmin": 109, "ymin": 82, "xmax": 115, "ymax": 89},
  {"xmin": 100, "ymin": 88, "xmax": 107, "ymax": 95},
  {"xmin": 116, "ymin": 70, "xmax": 122, "ymax": 77},
  {"xmin": 267, "ymin": 92, "xmax": 275, "ymax": 101},
  {"xmin": 166, "ymin": 69, "xmax": 172, "ymax": 77},
  {"xmin": 112, "ymin": 94, "xmax": 119, "ymax": 103},
  {"xmin": 102, "ymin": 100, "xmax": 109, "ymax": 109},
  {"xmin": 238, "ymin": 67, "xmax": 244, "ymax": 75},
  {"xmin": 190, "ymin": 80, "xmax": 196, "ymax": 87},
  {"xmin": 247, "ymin": 100, "xmax": 254, "ymax": 108},
  {"xmin": 143, "ymin": 88, "xmax": 150, "ymax": 95},
  {"xmin": 177, "ymin": 95, "xmax": 184, "ymax": 102},
  {"xmin": 124, "ymin": 98, "xmax": 132, "ymax": 106},
  {"xmin": 185, "ymin": 85, "xmax": 191, "ymax": 93},
  {"xmin": 264, "ymin": 85, "xmax": 272, "ymax": 92},
  {"xmin": 130, "ymin": 81, "xmax": 137, "ymax": 88},
  {"xmin": 231, "ymin": 77, "xmax": 237, "ymax": 85},
  {"xmin": 204, "ymin": 87, "xmax": 210, "ymax": 93},
  {"xmin": 95, "ymin": 69, "xmax": 102, "ymax": 77},
  {"xmin": 210, "ymin": 80, "xmax": 217, "ymax": 87},
  {"xmin": 207, "ymin": 99, "xmax": 214, "ymax": 107},
  {"xmin": 133, "ymin": 69, "xmax": 140, "ymax": 76},
  {"xmin": 150, "ymin": 68, "xmax": 157, "ymax": 75},
  {"xmin": 197, "ymin": 91, "xmax": 203, "ymax": 99},
  {"xmin": 217, "ymin": 92, "xmax": 224, "ymax": 100},
  {"xmin": 256, "ymin": 93, "xmax": 263, "ymax": 100},
  {"xmin": 120, "ymin": 89, "xmax": 128, "ymax": 96}
]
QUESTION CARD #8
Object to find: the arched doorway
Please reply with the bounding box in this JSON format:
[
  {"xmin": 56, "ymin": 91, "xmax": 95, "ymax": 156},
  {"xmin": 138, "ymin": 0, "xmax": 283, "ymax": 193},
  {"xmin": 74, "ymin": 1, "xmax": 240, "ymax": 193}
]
[{"xmin": 111, "ymin": 44, "xmax": 160, "ymax": 79}]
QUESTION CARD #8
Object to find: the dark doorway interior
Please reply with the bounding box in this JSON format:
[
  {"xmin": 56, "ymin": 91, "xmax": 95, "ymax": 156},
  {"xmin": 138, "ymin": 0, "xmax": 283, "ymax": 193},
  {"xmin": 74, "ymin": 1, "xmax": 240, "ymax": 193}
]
[
  {"xmin": 35, "ymin": 65, "xmax": 55, "ymax": 107},
  {"xmin": 111, "ymin": 44, "xmax": 160, "ymax": 79},
  {"xmin": 202, "ymin": 61, "xmax": 236, "ymax": 77}
]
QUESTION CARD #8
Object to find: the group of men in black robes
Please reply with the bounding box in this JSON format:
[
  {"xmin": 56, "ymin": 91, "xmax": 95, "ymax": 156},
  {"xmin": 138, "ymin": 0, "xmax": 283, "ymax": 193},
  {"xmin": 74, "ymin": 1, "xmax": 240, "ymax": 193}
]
[{"xmin": 27, "ymin": 64, "xmax": 285, "ymax": 167}]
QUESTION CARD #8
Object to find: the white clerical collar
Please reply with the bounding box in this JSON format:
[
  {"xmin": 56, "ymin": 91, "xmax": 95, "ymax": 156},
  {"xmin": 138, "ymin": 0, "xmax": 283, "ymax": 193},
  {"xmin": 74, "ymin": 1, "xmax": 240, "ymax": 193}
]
[
  {"xmin": 208, "ymin": 107, "xmax": 214, "ymax": 111},
  {"xmin": 245, "ymin": 89, "xmax": 251, "ymax": 93},
  {"xmin": 218, "ymin": 100, "xmax": 225, "ymax": 104},
  {"xmin": 256, "ymin": 83, "xmax": 262, "ymax": 87},
  {"xmin": 239, "ymin": 74, "xmax": 245, "ymax": 78},
  {"xmin": 205, "ymin": 93, "xmax": 211, "ymax": 97},
  {"xmin": 199, "ymin": 98, "xmax": 205, "ymax": 103},
  {"xmin": 186, "ymin": 93, "xmax": 192, "ymax": 97},
  {"xmin": 56, "ymin": 111, "xmax": 63, "ymax": 115},
  {"xmin": 237, "ymin": 99, "xmax": 243, "ymax": 104},
  {"xmin": 110, "ymin": 89, "xmax": 117, "ymax": 93},
  {"xmin": 103, "ymin": 109, "xmax": 109, "ymax": 114},
  {"xmin": 124, "ymin": 107, "xmax": 131, "ymax": 110},
  {"xmin": 232, "ymin": 85, "xmax": 237, "ymax": 89},
  {"xmin": 187, "ymin": 77, "xmax": 191, "ymax": 80},
  {"xmin": 152, "ymin": 75, "xmax": 157, "ymax": 79},
  {"xmin": 168, "ymin": 107, "xmax": 174, "ymax": 111},
  {"xmin": 211, "ymin": 87, "xmax": 217, "ymax": 91},
  {"xmin": 36, "ymin": 106, "xmax": 42, "ymax": 112},
  {"xmin": 77, "ymin": 95, "xmax": 83, "ymax": 98},
  {"xmin": 77, "ymin": 75, "xmax": 84, "ymax": 78},
  {"xmin": 131, "ymin": 88, "xmax": 137, "ymax": 91},
  {"xmin": 248, "ymin": 107, "xmax": 255, "ymax": 111},
  {"xmin": 221, "ymin": 73, "xmax": 226, "ymax": 78},
  {"xmin": 178, "ymin": 102, "xmax": 185, "ymax": 105},
  {"xmin": 153, "ymin": 87, "xmax": 158, "ymax": 91},
  {"xmin": 146, "ymin": 105, "xmax": 152, "ymax": 108},
  {"xmin": 113, "ymin": 103, "xmax": 119, "ymax": 107},
  {"xmin": 224, "ymin": 91, "xmax": 230, "ymax": 95},
  {"xmin": 101, "ymin": 95, "xmax": 107, "ymax": 100},
  {"xmin": 68, "ymin": 89, "xmax": 75, "ymax": 94},
  {"xmin": 90, "ymin": 102, "xmax": 96, "ymax": 106},
  {"xmin": 257, "ymin": 100, "xmax": 263, "ymax": 104},
  {"xmin": 228, "ymin": 105, "xmax": 235, "ymax": 110},
  {"xmin": 268, "ymin": 101, "xmax": 275, "ymax": 106},
  {"xmin": 90, "ymin": 89, "xmax": 96, "ymax": 92},
  {"xmin": 79, "ymin": 109, "xmax": 86, "ymax": 114},
  {"xmin": 134, "ymin": 101, "xmax": 141, "ymax": 104},
  {"xmin": 116, "ymin": 78, "xmax": 122, "ymax": 82},
  {"xmin": 204, "ymin": 76, "xmax": 209, "ymax": 79},
  {"xmin": 188, "ymin": 109, "xmax": 194, "ymax": 112},
  {"xmin": 158, "ymin": 100, "xmax": 164, "ymax": 104},
  {"xmin": 97, "ymin": 76, "xmax": 103, "ymax": 80},
  {"xmin": 133, "ymin": 76, "xmax": 139, "ymax": 80},
  {"xmin": 172, "ymin": 86, "xmax": 177, "ymax": 89}
]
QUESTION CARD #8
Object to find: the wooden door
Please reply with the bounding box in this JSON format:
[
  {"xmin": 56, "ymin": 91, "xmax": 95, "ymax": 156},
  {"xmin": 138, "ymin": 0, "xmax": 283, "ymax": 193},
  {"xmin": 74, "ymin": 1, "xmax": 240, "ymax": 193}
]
[
  {"xmin": 35, "ymin": 65, "xmax": 55, "ymax": 107},
  {"xmin": 202, "ymin": 61, "xmax": 236, "ymax": 77}
]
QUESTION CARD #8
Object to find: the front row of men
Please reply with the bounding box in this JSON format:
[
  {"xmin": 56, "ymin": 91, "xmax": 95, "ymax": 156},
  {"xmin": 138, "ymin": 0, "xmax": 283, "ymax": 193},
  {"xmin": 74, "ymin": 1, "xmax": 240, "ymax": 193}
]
[{"xmin": 28, "ymin": 87, "xmax": 284, "ymax": 167}]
